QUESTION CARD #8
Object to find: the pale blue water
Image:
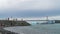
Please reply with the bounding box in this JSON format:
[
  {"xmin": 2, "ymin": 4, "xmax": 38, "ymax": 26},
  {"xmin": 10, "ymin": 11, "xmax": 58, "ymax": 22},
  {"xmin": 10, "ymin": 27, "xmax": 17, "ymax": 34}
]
[
  {"xmin": 4, "ymin": 24, "xmax": 60, "ymax": 34},
  {"xmin": 26, "ymin": 21, "xmax": 48, "ymax": 25}
]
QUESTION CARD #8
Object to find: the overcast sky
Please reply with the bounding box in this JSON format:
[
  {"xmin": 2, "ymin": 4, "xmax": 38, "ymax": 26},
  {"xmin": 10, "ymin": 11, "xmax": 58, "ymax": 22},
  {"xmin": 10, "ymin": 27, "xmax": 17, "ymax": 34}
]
[{"xmin": 0, "ymin": 0, "xmax": 60, "ymax": 18}]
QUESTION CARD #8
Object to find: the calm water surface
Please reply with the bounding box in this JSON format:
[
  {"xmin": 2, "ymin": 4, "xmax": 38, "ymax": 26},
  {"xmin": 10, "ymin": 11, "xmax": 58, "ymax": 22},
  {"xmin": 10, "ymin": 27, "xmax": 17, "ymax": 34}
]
[{"xmin": 4, "ymin": 24, "xmax": 60, "ymax": 34}]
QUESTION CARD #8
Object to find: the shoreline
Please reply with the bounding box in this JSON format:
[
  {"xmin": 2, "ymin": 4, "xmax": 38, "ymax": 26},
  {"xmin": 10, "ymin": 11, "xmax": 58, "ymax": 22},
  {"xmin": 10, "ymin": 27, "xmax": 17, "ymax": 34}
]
[{"xmin": 0, "ymin": 27, "xmax": 18, "ymax": 34}]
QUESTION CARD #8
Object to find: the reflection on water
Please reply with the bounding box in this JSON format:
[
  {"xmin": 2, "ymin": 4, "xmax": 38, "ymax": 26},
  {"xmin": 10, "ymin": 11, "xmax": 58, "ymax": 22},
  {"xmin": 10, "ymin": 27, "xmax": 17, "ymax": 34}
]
[{"xmin": 4, "ymin": 24, "xmax": 60, "ymax": 34}]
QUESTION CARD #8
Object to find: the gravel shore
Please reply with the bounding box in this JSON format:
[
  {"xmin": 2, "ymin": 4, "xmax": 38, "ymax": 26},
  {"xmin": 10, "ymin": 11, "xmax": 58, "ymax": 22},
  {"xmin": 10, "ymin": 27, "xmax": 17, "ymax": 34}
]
[{"xmin": 0, "ymin": 27, "xmax": 18, "ymax": 34}]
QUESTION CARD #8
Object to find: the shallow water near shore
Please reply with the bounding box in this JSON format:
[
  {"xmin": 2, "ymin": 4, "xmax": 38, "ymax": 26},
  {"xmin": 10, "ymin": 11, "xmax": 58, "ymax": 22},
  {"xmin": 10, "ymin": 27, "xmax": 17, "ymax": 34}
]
[{"xmin": 4, "ymin": 24, "xmax": 60, "ymax": 34}]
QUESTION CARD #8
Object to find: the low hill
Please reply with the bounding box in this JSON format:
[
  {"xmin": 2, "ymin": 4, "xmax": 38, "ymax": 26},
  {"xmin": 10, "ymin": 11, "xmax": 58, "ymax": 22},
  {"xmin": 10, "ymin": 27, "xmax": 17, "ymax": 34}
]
[{"xmin": 0, "ymin": 20, "xmax": 31, "ymax": 27}]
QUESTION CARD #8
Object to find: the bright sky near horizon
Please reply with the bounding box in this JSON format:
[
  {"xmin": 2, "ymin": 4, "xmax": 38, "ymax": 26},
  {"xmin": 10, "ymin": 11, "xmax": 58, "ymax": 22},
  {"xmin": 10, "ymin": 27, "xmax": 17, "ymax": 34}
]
[{"xmin": 0, "ymin": 0, "xmax": 60, "ymax": 18}]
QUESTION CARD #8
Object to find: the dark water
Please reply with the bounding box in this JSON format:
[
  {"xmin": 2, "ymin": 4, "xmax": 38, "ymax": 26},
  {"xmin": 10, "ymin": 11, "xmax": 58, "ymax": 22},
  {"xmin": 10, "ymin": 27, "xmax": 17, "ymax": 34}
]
[{"xmin": 4, "ymin": 24, "xmax": 60, "ymax": 34}]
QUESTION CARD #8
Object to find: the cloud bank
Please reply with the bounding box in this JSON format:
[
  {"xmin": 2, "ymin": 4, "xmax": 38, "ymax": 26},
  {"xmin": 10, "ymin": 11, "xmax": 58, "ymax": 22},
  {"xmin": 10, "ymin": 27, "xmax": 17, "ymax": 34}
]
[
  {"xmin": 0, "ymin": 0, "xmax": 58, "ymax": 10},
  {"xmin": 0, "ymin": 0, "xmax": 60, "ymax": 18}
]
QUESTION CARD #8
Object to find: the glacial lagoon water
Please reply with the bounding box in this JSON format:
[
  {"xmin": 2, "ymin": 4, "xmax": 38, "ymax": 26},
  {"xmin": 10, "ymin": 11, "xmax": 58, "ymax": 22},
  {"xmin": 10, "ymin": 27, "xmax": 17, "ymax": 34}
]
[{"xmin": 4, "ymin": 24, "xmax": 60, "ymax": 34}]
